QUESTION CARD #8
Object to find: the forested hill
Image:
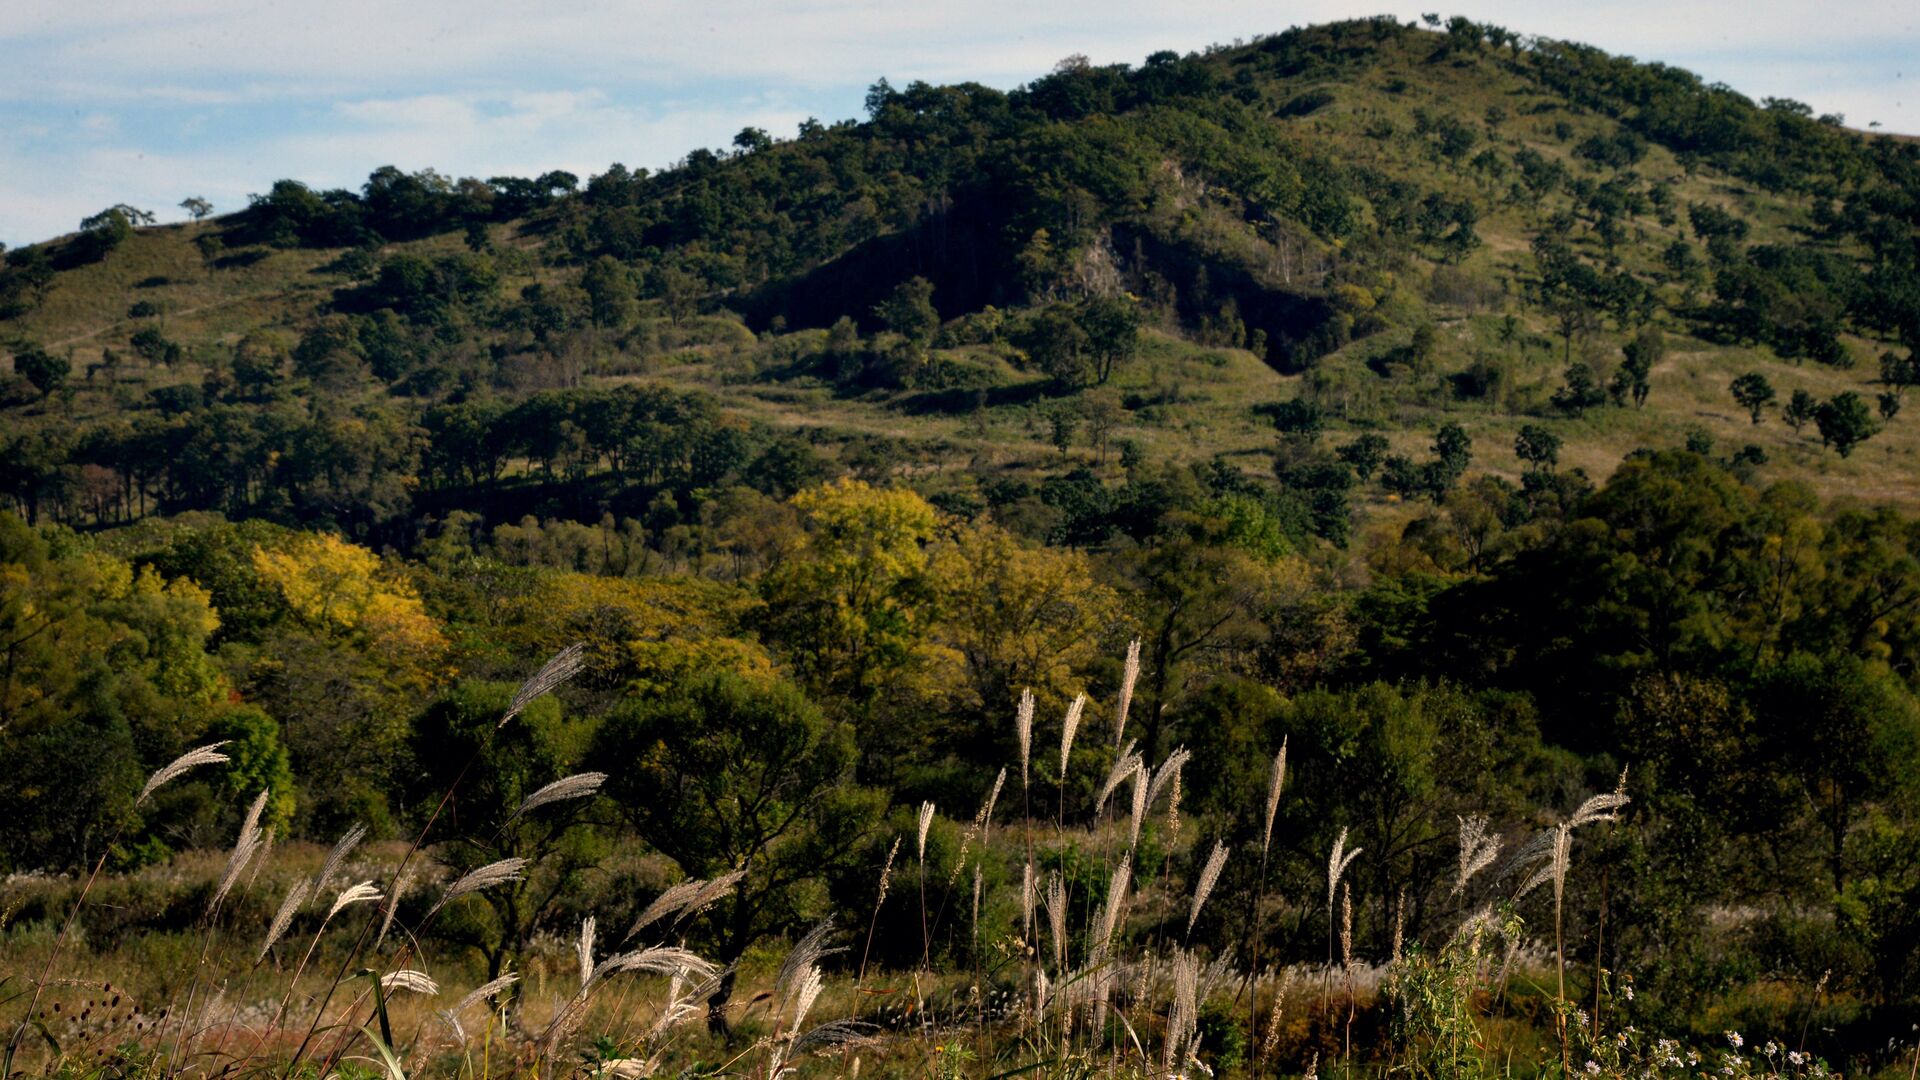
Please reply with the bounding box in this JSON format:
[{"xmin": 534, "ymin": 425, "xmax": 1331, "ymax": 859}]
[
  {"xmin": 14, "ymin": 19, "xmax": 1920, "ymax": 1056},
  {"xmin": 3, "ymin": 14, "xmax": 1919, "ymax": 546}
]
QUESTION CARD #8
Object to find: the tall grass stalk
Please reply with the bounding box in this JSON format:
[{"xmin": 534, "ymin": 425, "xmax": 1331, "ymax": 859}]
[
  {"xmin": 284, "ymin": 642, "xmax": 586, "ymax": 1079},
  {"xmin": 3, "ymin": 742, "xmax": 230, "ymax": 1074}
]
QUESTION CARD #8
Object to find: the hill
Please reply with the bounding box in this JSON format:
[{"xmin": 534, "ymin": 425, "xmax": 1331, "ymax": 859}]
[
  {"xmin": 11, "ymin": 19, "xmax": 1920, "ymax": 1074},
  {"xmin": 2, "ymin": 15, "xmax": 1918, "ymax": 549}
]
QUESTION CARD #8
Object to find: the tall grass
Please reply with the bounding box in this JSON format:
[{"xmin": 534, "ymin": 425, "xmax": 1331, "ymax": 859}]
[{"xmin": 6, "ymin": 642, "xmax": 1856, "ymax": 1080}]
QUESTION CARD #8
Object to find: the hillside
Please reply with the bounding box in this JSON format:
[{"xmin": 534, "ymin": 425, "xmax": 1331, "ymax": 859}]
[
  {"xmin": 3, "ymin": 17, "xmax": 1918, "ymax": 550},
  {"xmin": 11, "ymin": 18, "xmax": 1920, "ymax": 1077}
]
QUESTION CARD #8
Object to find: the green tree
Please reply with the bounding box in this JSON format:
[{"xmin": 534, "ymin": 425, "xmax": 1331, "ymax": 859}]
[
  {"xmin": 1729, "ymin": 372, "xmax": 1776, "ymax": 423},
  {"xmin": 1813, "ymin": 391, "xmax": 1878, "ymax": 457},
  {"xmin": 1337, "ymin": 434, "xmax": 1389, "ymax": 481},
  {"xmin": 76, "ymin": 204, "xmax": 151, "ymax": 261},
  {"xmin": 1615, "ymin": 326, "xmax": 1661, "ymax": 406},
  {"xmin": 1784, "ymin": 388, "xmax": 1818, "ymax": 433},
  {"xmin": 12, "ymin": 345, "xmax": 69, "ymax": 400},
  {"xmin": 410, "ymin": 681, "xmax": 603, "ymax": 980},
  {"xmin": 1021, "ymin": 307, "xmax": 1091, "ymax": 387},
  {"xmin": 592, "ymin": 672, "xmax": 881, "ymax": 1033},
  {"xmin": 1551, "ymin": 363, "xmax": 1607, "ymax": 415},
  {"xmin": 1079, "ymin": 296, "xmax": 1141, "ymax": 384},
  {"xmin": 874, "ymin": 277, "xmax": 939, "ymax": 347},
  {"xmin": 1432, "ymin": 423, "xmax": 1472, "ymax": 489},
  {"xmin": 1514, "ymin": 424, "xmax": 1562, "ymax": 472},
  {"xmin": 1049, "ymin": 406, "xmax": 1080, "ymax": 457},
  {"xmin": 179, "ymin": 196, "xmax": 213, "ymax": 221},
  {"xmin": 581, "ymin": 255, "xmax": 637, "ymax": 330}
]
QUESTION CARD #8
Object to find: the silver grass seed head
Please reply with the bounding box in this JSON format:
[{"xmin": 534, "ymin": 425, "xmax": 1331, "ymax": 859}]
[
  {"xmin": 1327, "ymin": 827, "xmax": 1361, "ymax": 911},
  {"xmin": 381, "ymin": 969, "xmax": 439, "ymax": 996},
  {"xmin": 1058, "ymin": 693, "xmax": 1085, "ymax": 783},
  {"xmin": 449, "ymin": 973, "xmax": 519, "ymax": 1017},
  {"xmin": 1145, "ymin": 746, "xmax": 1190, "ymax": 810},
  {"xmin": 1455, "ymin": 814, "xmax": 1502, "ymax": 895},
  {"xmin": 315, "ymin": 822, "xmax": 368, "ymax": 898},
  {"xmin": 915, "ymin": 801, "xmax": 936, "ymax": 863},
  {"xmin": 876, "ymin": 837, "xmax": 901, "ymax": 908},
  {"xmin": 577, "ymin": 916, "xmax": 598, "ymax": 985},
  {"xmin": 377, "ymin": 864, "xmax": 415, "ymax": 947},
  {"xmin": 1339, "ymin": 884, "xmax": 1353, "ymax": 968},
  {"xmin": 259, "ymin": 878, "xmax": 312, "ymax": 961},
  {"xmin": 137, "ymin": 742, "xmax": 230, "ymax": 807},
  {"xmin": 328, "ymin": 880, "xmax": 383, "ymax": 921},
  {"xmin": 1114, "ymin": 638, "xmax": 1141, "ymax": 746},
  {"xmin": 1188, "ymin": 840, "xmax": 1229, "ymax": 936},
  {"xmin": 1128, "ymin": 765, "xmax": 1148, "ymax": 850},
  {"xmin": 514, "ymin": 772, "xmax": 606, "ymax": 818},
  {"xmin": 1262, "ymin": 738, "xmax": 1289, "ymax": 858},
  {"xmin": 210, "ymin": 789, "xmax": 271, "ymax": 914},
  {"xmin": 1095, "ymin": 741, "xmax": 1141, "ymax": 814},
  {"xmin": 500, "ymin": 641, "xmax": 588, "ymax": 728},
  {"xmin": 976, "ymin": 768, "xmax": 1006, "ymax": 839},
  {"xmin": 1015, "ymin": 688, "xmax": 1035, "ymax": 783}
]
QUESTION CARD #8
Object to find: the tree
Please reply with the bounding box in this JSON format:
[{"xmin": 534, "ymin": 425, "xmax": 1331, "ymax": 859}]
[
  {"xmin": 1729, "ymin": 372, "xmax": 1776, "ymax": 424},
  {"xmin": 873, "ymin": 277, "xmax": 939, "ymax": 347},
  {"xmin": 592, "ymin": 672, "xmax": 881, "ymax": 1033},
  {"xmin": 1432, "ymin": 423, "xmax": 1472, "ymax": 488},
  {"xmin": 1879, "ymin": 391, "xmax": 1902, "ymax": 424},
  {"xmin": 1615, "ymin": 326, "xmax": 1662, "ymax": 407},
  {"xmin": 927, "ymin": 519, "xmax": 1120, "ymax": 740},
  {"xmin": 12, "ymin": 345, "xmax": 68, "ymax": 400},
  {"xmin": 1784, "ymin": 389, "xmax": 1818, "ymax": 433},
  {"xmin": 179, "ymin": 196, "xmax": 213, "ymax": 221},
  {"xmin": 1081, "ymin": 389, "xmax": 1124, "ymax": 462},
  {"xmin": 1079, "ymin": 296, "xmax": 1141, "ymax": 384},
  {"xmin": 1514, "ymin": 424, "xmax": 1562, "ymax": 472},
  {"xmin": 1814, "ymin": 391, "xmax": 1879, "ymax": 457},
  {"xmin": 581, "ymin": 255, "xmax": 637, "ymax": 330},
  {"xmin": 1049, "ymin": 406, "xmax": 1080, "ymax": 457},
  {"xmin": 76, "ymin": 204, "xmax": 151, "ymax": 261},
  {"xmin": 759, "ymin": 479, "xmax": 939, "ymax": 706},
  {"xmin": 1114, "ymin": 519, "xmax": 1278, "ymax": 760},
  {"xmin": 410, "ymin": 681, "xmax": 603, "ymax": 980},
  {"xmin": 1551, "ymin": 363, "xmax": 1607, "ymax": 415},
  {"xmin": 1022, "ymin": 306, "xmax": 1091, "ymax": 386},
  {"xmin": 1337, "ymin": 434, "xmax": 1390, "ymax": 481}
]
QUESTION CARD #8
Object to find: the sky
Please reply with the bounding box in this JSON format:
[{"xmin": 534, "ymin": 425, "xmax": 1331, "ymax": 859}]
[{"xmin": 2, "ymin": 1, "xmax": 1914, "ymax": 248}]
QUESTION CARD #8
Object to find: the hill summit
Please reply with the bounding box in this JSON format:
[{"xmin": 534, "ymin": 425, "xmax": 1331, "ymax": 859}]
[{"xmin": 3, "ymin": 15, "xmax": 1918, "ymax": 540}]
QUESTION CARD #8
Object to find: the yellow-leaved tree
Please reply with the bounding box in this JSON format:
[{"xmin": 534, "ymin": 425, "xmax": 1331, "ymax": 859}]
[
  {"xmin": 251, "ymin": 532, "xmax": 447, "ymax": 688},
  {"xmin": 928, "ymin": 517, "xmax": 1121, "ymax": 735},
  {"xmin": 759, "ymin": 478, "xmax": 943, "ymax": 706},
  {"xmin": 506, "ymin": 571, "xmax": 775, "ymax": 695}
]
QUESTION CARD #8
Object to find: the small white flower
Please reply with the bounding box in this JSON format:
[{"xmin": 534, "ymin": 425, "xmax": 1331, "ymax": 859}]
[
  {"xmin": 1789, "ymin": 1051, "xmax": 1806, "ymax": 1066},
  {"xmin": 1585, "ymin": 1061, "xmax": 1601, "ymax": 1075},
  {"xmin": 1726, "ymin": 1030, "xmax": 1744, "ymax": 1049}
]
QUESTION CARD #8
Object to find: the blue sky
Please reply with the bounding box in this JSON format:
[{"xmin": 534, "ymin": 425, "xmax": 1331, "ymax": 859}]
[{"xmin": 2, "ymin": 0, "xmax": 1914, "ymax": 247}]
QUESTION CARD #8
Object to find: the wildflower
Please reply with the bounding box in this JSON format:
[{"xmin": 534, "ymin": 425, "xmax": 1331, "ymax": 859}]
[
  {"xmin": 1789, "ymin": 1051, "xmax": 1806, "ymax": 1066},
  {"xmin": 1585, "ymin": 1061, "xmax": 1601, "ymax": 1075},
  {"xmin": 1726, "ymin": 1030, "xmax": 1744, "ymax": 1049}
]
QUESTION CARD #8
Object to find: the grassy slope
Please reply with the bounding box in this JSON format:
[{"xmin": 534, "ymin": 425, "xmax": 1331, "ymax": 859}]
[{"xmin": 6, "ymin": 28, "xmax": 1912, "ymax": 516}]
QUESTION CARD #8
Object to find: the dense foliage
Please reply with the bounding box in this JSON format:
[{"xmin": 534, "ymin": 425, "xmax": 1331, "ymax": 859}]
[{"xmin": 5, "ymin": 14, "xmax": 1920, "ymax": 1073}]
